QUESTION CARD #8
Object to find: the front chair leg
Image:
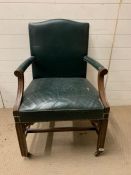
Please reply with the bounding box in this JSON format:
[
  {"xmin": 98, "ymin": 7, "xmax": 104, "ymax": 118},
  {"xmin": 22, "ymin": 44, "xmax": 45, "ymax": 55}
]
[
  {"xmin": 95, "ymin": 119, "xmax": 108, "ymax": 156},
  {"xmin": 15, "ymin": 122, "xmax": 30, "ymax": 157}
]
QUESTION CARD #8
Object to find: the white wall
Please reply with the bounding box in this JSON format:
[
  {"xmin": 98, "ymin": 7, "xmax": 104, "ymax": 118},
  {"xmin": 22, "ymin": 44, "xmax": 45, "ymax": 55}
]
[{"xmin": 0, "ymin": 0, "xmax": 130, "ymax": 107}]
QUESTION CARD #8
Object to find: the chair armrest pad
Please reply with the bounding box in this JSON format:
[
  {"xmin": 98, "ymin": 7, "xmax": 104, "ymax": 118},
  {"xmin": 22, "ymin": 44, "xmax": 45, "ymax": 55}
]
[
  {"xmin": 14, "ymin": 56, "xmax": 35, "ymax": 76},
  {"xmin": 83, "ymin": 56, "xmax": 106, "ymax": 71}
]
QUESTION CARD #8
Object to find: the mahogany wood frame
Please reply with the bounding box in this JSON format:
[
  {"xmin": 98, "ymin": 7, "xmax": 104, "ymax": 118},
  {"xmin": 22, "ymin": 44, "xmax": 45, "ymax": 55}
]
[{"xmin": 13, "ymin": 65, "xmax": 110, "ymax": 157}]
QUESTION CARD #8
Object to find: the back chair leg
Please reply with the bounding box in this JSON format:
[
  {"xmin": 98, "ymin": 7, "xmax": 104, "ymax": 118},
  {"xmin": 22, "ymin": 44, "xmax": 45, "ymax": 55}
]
[
  {"xmin": 15, "ymin": 122, "xmax": 30, "ymax": 157},
  {"xmin": 95, "ymin": 118, "xmax": 108, "ymax": 156}
]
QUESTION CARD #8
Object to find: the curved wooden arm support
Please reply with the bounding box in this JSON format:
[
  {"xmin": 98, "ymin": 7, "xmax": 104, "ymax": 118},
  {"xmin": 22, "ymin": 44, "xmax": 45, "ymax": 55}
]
[
  {"xmin": 13, "ymin": 72, "xmax": 24, "ymax": 116},
  {"xmin": 13, "ymin": 57, "xmax": 35, "ymax": 116},
  {"xmin": 98, "ymin": 68, "xmax": 110, "ymax": 113},
  {"xmin": 83, "ymin": 56, "xmax": 110, "ymax": 113}
]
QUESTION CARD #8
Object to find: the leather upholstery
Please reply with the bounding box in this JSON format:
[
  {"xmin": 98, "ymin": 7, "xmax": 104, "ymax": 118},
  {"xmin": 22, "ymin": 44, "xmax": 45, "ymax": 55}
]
[
  {"xmin": 19, "ymin": 78, "xmax": 104, "ymax": 122},
  {"xmin": 84, "ymin": 56, "xmax": 105, "ymax": 71},
  {"xmin": 15, "ymin": 56, "xmax": 35, "ymax": 73},
  {"xmin": 29, "ymin": 19, "xmax": 89, "ymax": 78},
  {"xmin": 14, "ymin": 19, "xmax": 108, "ymax": 123}
]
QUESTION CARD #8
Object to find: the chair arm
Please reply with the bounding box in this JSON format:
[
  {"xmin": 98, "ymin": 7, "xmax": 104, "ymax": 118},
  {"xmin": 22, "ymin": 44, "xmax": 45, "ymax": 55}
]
[
  {"xmin": 14, "ymin": 56, "xmax": 35, "ymax": 77},
  {"xmin": 83, "ymin": 56, "xmax": 105, "ymax": 71},
  {"xmin": 84, "ymin": 56, "xmax": 110, "ymax": 112},
  {"xmin": 13, "ymin": 56, "xmax": 35, "ymax": 116},
  {"xmin": 98, "ymin": 69, "xmax": 110, "ymax": 112}
]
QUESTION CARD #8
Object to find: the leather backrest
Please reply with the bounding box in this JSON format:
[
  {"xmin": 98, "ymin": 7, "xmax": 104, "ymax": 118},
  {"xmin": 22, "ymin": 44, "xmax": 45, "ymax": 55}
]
[{"xmin": 29, "ymin": 19, "xmax": 89, "ymax": 78}]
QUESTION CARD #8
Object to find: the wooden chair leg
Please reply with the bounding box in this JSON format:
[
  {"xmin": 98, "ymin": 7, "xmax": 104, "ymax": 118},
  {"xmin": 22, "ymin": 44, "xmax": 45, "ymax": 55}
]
[
  {"xmin": 95, "ymin": 118, "xmax": 108, "ymax": 156},
  {"xmin": 15, "ymin": 122, "xmax": 30, "ymax": 157}
]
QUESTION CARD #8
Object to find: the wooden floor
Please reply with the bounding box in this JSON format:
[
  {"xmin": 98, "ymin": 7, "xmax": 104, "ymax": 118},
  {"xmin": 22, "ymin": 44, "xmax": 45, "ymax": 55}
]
[{"xmin": 0, "ymin": 106, "xmax": 131, "ymax": 175}]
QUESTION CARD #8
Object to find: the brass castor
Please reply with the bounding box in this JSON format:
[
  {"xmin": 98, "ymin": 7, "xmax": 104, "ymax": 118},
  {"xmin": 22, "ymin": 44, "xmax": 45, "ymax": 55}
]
[
  {"xmin": 95, "ymin": 148, "xmax": 104, "ymax": 157},
  {"xmin": 27, "ymin": 152, "xmax": 32, "ymax": 158}
]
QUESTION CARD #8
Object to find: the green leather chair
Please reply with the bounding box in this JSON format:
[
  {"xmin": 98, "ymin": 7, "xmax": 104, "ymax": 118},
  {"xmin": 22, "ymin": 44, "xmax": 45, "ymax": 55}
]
[{"xmin": 13, "ymin": 19, "xmax": 110, "ymax": 157}]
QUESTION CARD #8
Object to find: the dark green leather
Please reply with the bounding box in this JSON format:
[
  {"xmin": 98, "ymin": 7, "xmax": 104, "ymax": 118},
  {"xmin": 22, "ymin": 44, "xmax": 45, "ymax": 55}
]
[
  {"xmin": 84, "ymin": 56, "xmax": 105, "ymax": 71},
  {"xmin": 15, "ymin": 56, "xmax": 35, "ymax": 73},
  {"xmin": 29, "ymin": 19, "xmax": 89, "ymax": 78},
  {"xmin": 19, "ymin": 78, "xmax": 104, "ymax": 122},
  {"xmin": 14, "ymin": 19, "xmax": 108, "ymax": 122}
]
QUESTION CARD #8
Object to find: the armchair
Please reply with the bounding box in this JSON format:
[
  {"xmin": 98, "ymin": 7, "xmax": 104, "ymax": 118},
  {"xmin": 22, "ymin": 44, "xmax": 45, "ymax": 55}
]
[{"xmin": 13, "ymin": 19, "xmax": 110, "ymax": 157}]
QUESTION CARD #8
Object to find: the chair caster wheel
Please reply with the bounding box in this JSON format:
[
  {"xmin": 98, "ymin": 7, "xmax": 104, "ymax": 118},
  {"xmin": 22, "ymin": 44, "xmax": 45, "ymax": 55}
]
[
  {"xmin": 27, "ymin": 152, "xmax": 32, "ymax": 158},
  {"xmin": 95, "ymin": 148, "xmax": 104, "ymax": 157},
  {"xmin": 95, "ymin": 151, "xmax": 101, "ymax": 156}
]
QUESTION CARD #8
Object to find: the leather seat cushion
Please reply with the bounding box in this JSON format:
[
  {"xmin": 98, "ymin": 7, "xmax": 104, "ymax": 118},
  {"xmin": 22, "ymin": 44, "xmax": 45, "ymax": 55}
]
[{"xmin": 19, "ymin": 78, "xmax": 104, "ymax": 122}]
